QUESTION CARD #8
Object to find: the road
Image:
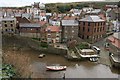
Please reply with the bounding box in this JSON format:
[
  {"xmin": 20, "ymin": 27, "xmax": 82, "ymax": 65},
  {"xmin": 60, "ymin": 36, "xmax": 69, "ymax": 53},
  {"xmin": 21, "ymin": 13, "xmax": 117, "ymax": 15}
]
[{"xmin": 92, "ymin": 37, "xmax": 112, "ymax": 66}]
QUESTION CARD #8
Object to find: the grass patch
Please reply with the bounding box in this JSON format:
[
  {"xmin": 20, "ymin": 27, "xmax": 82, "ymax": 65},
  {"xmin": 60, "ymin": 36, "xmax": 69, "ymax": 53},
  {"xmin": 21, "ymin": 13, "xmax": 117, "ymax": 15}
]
[
  {"xmin": 32, "ymin": 38, "xmax": 40, "ymax": 41},
  {"xmin": 40, "ymin": 42, "xmax": 48, "ymax": 48},
  {"xmin": 76, "ymin": 42, "xmax": 89, "ymax": 49}
]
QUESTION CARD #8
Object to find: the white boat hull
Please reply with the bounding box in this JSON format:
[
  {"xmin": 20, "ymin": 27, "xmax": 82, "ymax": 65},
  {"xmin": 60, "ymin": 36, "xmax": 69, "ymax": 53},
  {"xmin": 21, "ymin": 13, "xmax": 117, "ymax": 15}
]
[{"xmin": 46, "ymin": 66, "xmax": 67, "ymax": 71}]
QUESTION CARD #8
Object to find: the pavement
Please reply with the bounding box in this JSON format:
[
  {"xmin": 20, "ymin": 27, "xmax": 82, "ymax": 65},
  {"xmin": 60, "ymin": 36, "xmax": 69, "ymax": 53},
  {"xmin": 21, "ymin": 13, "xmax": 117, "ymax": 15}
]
[{"xmin": 92, "ymin": 37, "xmax": 112, "ymax": 66}]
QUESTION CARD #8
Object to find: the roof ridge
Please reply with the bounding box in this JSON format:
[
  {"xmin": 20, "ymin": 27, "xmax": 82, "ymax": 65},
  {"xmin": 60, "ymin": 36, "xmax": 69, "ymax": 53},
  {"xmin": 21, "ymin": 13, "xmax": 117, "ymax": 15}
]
[{"xmin": 89, "ymin": 16, "xmax": 94, "ymax": 22}]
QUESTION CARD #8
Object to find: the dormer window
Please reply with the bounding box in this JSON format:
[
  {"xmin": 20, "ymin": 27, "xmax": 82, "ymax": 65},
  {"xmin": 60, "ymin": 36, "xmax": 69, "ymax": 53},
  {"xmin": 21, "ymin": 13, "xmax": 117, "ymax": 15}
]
[{"xmin": 47, "ymin": 28, "xmax": 51, "ymax": 33}]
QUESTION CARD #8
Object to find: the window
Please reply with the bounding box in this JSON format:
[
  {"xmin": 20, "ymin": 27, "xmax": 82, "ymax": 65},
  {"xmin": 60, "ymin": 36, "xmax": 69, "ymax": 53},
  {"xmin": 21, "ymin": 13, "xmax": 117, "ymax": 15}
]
[
  {"xmin": 94, "ymin": 28, "xmax": 96, "ymax": 32},
  {"xmin": 56, "ymin": 33, "xmax": 59, "ymax": 37},
  {"xmin": 87, "ymin": 36, "xmax": 89, "ymax": 39},
  {"xmin": 10, "ymin": 21, "xmax": 13, "ymax": 23},
  {"xmin": 79, "ymin": 27, "xmax": 80, "ymax": 31},
  {"xmin": 83, "ymin": 22, "xmax": 85, "ymax": 26},
  {"xmin": 88, "ymin": 28, "xmax": 90, "ymax": 32},
  {"xmin": 97, "ymin": 28, "xmax": 99, "ymax": 32},
  {"xmin": 88, "ymin": 22, "xmax": 90, "ymax": 26},
  {"xmin": 11, "ymin": 24, "xmax": 13, "ymax": 27},
  {"xmin": 48, "ymin": 30, "xmax": 51, "ymax": 33},
  {"xmin": 4, "ymin": 24, "xmax": 7, "ymax": 27},
  {"xmin": 11, "ymin": 29, "xmax": 13, "ymax": 31},
  {"xmin": 48, "ymin": 34, "xmax": 51, "ymax": 37},
  {"xmin": 56, "ymin": 35, "xmax": 59, "ymax": 37},
  {"xmin": 98, "ymin": 23, "xmax": 99, "ymax": 26},
  {"xmin": 5, "ymin": 29, "xmax": 7, "ymax": 31},
  {"xmin": 4, "ymin": 21, "xmax": 6, "ymax": 23},
  {"xmin": 100, "ymin": 27, "xmax": 102, "ymax": 32},
  {"xmin": 101, "ymin": 22, "xmax": 102, "ymax": 26},
  {"xmin": 83, "ymin": 27, "xmax": 85, "ymax": 32}
]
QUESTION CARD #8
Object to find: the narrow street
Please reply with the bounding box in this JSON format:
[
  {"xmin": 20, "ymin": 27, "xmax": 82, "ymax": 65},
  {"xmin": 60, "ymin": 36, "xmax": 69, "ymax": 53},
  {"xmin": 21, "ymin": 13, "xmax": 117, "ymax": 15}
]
[{"xmin": 92, "ymin": 37, "xmax": 111, "ymax": 66}]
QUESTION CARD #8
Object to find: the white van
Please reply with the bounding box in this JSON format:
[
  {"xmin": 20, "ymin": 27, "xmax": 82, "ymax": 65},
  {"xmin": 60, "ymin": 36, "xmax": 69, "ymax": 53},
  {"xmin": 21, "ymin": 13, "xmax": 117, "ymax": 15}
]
[{"xmin": 92, "ymin": 46, "xmax": 100, "ymax": 54}]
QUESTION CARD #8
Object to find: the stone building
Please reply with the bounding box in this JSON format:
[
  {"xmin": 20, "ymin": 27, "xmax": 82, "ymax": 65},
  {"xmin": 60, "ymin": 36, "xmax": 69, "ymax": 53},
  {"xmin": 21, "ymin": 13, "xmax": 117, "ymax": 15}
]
[
  {"xmin": 45, "ymin": 26, "xmax": 61, "ymax": 43},
  {"xmin": 19, "ymin": 23, "xmax": 40, "ymax": 38},
  {"xmin": 61, "ymin": 16, "xmax": 79, "ymax": 42},
  {"xmin": 2, "ymin": 18, "xmax": 16, "ymax": 34}
]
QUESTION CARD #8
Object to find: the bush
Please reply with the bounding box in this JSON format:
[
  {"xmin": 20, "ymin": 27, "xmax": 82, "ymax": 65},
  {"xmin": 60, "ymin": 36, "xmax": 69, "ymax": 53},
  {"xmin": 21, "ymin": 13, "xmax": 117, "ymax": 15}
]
[
  {"xmin": 2, "ymin": 64, "xmax": 16, "ymax": 78},
  {"xmin": 40, "ymin": 42, "xmax": 48, "ymax": 48},
  {"xmin": 32, "ymin": 38, "xmax": 40, "ymax": 41},
  {"xmin": 77, "ymin": 43, "xmax": 89, "ymax": 49}
]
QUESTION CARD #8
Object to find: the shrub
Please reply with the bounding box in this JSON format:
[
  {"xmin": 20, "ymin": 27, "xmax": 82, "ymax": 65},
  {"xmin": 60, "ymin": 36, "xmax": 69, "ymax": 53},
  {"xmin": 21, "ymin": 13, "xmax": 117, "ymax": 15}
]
[
  {"xmin": 77, "ymin": 43, "xmax": 89, "ymax": 49},
  {"xmin": 40, "ymin": 42, "xmax": 48, "ymax": 48},
  {"xmin": 32, "ymin": 38, "xmax": 40, "ymax": 41}
]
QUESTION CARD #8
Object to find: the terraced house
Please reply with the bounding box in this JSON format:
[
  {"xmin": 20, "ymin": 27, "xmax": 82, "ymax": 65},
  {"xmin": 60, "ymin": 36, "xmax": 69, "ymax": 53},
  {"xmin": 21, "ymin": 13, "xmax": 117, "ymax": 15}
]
[
  {"xmin": 61, "ymin": 15, "xmax": 79, "ymax": 42},
  {"xmin": 79, "ymin": 15, "xmax": 106, "ymax": 43},
  {"xmin": 45, "ymin": 26, "xmax": 61, "ymax": 43},
  {"xmin": 19, "ymin": 23, "xmax": 41, "ymax": 38},
  {"xmin": 2, "ymin": 18, "xmax": 16, "ymax": 34}
]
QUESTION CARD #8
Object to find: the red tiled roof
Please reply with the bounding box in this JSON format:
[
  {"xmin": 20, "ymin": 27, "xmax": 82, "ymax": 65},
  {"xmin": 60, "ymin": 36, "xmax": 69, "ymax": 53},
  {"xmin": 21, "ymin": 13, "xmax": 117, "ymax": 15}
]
[
  {"xmin": 108, "ymin": 36, "xmax": 120, "ymax": 49},
  {"xmin": 63, "ymin": 16, "xmax": 78, "ymax": 20},
  {"xmin": 46, "ymin": 26, "xmax": 61, "ymax": 32},
  {"xmin": 39, "ymin": 21, "xmax": 47, "ymax": 26},
  {"xmin": 99, "ymin": 14, "xmax": 106, "ymax": 21}
]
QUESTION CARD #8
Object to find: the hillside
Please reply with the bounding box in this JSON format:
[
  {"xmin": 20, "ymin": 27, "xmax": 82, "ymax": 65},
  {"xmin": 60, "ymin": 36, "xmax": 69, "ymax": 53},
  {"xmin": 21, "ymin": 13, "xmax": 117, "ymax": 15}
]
[{"xmin": 45, "ymin": 2, "xmax": 119, "ymax": 13}]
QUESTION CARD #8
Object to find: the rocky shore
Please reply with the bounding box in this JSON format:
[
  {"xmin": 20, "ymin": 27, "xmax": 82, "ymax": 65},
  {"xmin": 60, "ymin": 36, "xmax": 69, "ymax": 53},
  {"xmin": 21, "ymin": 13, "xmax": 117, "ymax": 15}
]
[{"xmin": 2, "ymin": 35, "xmax": 33, "ymax": 78}]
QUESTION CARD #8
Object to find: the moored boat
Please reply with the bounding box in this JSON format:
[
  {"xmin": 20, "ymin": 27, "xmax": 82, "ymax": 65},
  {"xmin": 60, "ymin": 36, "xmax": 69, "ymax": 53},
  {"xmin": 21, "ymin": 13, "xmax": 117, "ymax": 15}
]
[
  {"xmin": 38, "ymin": 54, "xmax": 45, "ymax": 58},
  {"xmin": 89, "ymin": 58, "xmax": 98, "ymax": 62},
  {"xmin": 46, "ymin": 66, "xmax": 67, "ymax": 71}
]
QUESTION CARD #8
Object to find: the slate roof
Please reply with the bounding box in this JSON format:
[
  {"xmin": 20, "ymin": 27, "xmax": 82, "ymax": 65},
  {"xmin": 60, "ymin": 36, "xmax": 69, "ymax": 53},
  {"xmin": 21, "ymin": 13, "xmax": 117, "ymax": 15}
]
[
  {"xmin": 19, "ymin": 23, "xmax": 40, "ymax": 28},
  {"xmin": 2, "ymin": 17, "xmax": 16, "ymax": 21},
  {"xmin": 79, "ymin": 15, "xmax": 105, "ymax": 22},
  {"xmin": 22, "ymin": 13, "xmax": 31, "ymax": 19},
  {"xmin": 16, "ymin": 17, "xmax": 30, "ymax": 23},
  {"xmin": 113, "ymin": 32, "xmax": 120, "ymax": 40},
  {"xmin": 86, "ymin": 9, "xmax": 101, "ymax": 14},
  {"xmin": 62, "ymin": 20, "xmax": 79, "ymax": 26}
]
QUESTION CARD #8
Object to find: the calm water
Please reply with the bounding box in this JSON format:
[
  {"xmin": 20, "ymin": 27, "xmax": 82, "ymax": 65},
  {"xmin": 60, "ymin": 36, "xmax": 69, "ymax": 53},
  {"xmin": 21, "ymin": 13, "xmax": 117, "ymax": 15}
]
[{"xmin": 22, "ymin": 50, "xmax": 119, "ymax": 78}]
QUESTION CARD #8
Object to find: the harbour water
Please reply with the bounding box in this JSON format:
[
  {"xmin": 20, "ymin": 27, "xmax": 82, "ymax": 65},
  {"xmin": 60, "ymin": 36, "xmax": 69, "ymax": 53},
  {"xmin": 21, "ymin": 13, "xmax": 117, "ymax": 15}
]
[{"xmin": 25, "ymin": 50, "xmax": 119, "ymax": 78}]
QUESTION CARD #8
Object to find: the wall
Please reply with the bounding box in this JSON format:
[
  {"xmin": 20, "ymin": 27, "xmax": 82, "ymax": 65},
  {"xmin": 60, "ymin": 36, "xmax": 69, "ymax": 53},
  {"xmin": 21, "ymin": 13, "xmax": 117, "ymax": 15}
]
[
  {"xmin": 62, "ymin": 26, "xmax": 79, "ymax": 42},
  {"xmin": 20, "ymin": 33, "xmax": 40, "ymax": 38},
  {"xmin": 79, "ymin": 21, "xmax": 106, "ymax": 43},
  {"xmin": 27, "ymin": 38, "xmax": 67, "ymax": 55},
  {"xmin": 2, "ymin": 20, "xmax": 16, "ymax": 34}
]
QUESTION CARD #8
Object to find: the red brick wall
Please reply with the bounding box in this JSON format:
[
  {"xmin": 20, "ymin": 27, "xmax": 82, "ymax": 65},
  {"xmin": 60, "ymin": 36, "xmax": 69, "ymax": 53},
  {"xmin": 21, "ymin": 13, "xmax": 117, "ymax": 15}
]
[{"xmin": 79, "ymin": 21, "xmax": 106, "ymax": 42}]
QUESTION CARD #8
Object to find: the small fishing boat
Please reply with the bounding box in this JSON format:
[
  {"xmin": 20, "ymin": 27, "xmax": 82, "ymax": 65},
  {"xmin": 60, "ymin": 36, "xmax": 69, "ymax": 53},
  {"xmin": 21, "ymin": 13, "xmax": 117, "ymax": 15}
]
[
  {"xmin": 89, "ymin": 58, "xmax": 98, "ymax": 62},
  {"xmin": 38, "ymin": 54, "xmax": 45, "ymax": 58},
  {"xmin": 46, "ymin": 66, "xmax": 67, "ymax": 71}
]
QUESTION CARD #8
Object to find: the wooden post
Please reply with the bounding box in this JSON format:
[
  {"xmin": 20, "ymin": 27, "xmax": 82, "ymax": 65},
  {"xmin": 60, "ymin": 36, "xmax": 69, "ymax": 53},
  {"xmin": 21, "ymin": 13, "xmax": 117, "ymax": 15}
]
[{"xmin": 63, "ymin": 72, "xmax": 65, "ymax": 79}]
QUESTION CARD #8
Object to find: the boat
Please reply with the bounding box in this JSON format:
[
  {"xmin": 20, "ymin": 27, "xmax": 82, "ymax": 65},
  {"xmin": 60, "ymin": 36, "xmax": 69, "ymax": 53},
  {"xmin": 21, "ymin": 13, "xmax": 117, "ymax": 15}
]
[
  {"xmin": 38, "ymin": 54, "xmax": 45, "ymax": 58},
  {"xmin": 89, "ymin": 58, "xmax": 98, "ymax": 62},
  {"xmin": 46, "ymin": 66, "xmax": 67, "ymax": 71}
]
